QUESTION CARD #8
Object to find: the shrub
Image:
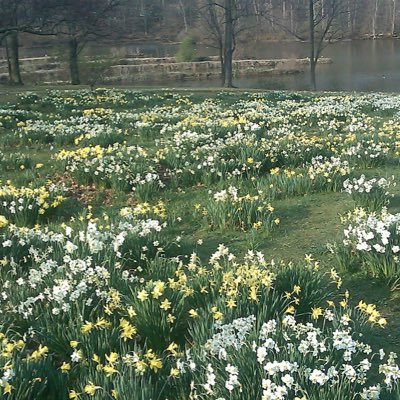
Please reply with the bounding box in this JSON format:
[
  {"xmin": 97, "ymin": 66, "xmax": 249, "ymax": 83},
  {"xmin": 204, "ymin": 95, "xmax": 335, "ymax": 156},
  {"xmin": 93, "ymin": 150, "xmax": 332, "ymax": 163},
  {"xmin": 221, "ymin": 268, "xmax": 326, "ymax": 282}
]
[{"xmin": 176, "ymin": 36, "xmax": 198, "ymax": 62}]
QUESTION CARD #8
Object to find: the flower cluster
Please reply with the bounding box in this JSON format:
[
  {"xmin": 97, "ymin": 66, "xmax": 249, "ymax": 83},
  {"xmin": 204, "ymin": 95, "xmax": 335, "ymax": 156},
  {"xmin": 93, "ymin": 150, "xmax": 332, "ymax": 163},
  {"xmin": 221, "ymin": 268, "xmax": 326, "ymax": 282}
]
[
  {"xmin": 0, "ymin": 88, "xmax": 399, "ymax": 399},
  {"xmin": 0, "ymin": 181, "xmax": 66, "ymax": 226},
  {"xmin": 343, "ymin": 175, "xmax": 395, "ymax": 211},
  {"xmin": 198, "ymin": 186, "xmax": 278, "ymax": 231},
  {"xmin": 188, "ymin": 313, "xmax": 400, "ymax": 400},
  {"xmin": 331, "ymin": 208, "xmax": 400, "ymax": 287},
  {"xmin": 56, "ymin": 144, "xmax": 164, "ymax": 198},
  {"xmin": 307, "ymin": 156, "xmax": 351, "ymax": 191}
]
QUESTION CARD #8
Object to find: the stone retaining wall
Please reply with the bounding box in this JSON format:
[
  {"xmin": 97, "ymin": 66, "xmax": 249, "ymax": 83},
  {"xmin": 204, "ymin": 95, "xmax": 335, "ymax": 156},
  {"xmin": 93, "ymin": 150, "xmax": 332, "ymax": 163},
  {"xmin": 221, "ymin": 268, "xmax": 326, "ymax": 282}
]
[
  {"xmin": 107, "ymin": 57, "xmax": 332, "ymax": 83},
  {"xmin": 0, "ymin": 56, "xmax": 332, "ymax": 85}
]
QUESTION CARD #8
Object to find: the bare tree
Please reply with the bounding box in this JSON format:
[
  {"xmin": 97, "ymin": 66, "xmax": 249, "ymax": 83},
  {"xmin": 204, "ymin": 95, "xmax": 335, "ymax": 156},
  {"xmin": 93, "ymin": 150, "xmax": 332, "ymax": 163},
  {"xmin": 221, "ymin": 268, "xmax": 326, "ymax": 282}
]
[
  {"xmin": 53, "ymin": 0, "xmax": 122, "ymax": 85},
  {"xmin": 372, "ymin": 0, "xmax": 379, "ymax": 38},
  {"xmin": 0, "ymin": 0, "xmax": 55, "ymax": 85},
  {"xmin": 3, "ymin": 32, "xmax": 22, "ymax": 85},
  {"xmin": 201, "ymin": 0, "xmax": 225, "ymax": 84},
  {"xmin": 224, "ymin": 0, "xmax": 234, "ymax": 87},
  {"xmin": 391, "ymin": 0, "xmax": 396, "ymax": 36},
  {"xmin": 267, "ymin": 0, "xmax": 346, "ymax": 90},
  {"xmin": 178, "ymin": 0, "xmax": 189, "ymax": 32},
  {"xmin": 199, "ymin": 0, "xmax": 254, "ymax": 87},
  {"xmin": 0, "ymin": 0, "xmax": 22, "ymax": 85},
  {"xmin": 308, "ymin": 0, "xmax": 347, "ymax": 89}
]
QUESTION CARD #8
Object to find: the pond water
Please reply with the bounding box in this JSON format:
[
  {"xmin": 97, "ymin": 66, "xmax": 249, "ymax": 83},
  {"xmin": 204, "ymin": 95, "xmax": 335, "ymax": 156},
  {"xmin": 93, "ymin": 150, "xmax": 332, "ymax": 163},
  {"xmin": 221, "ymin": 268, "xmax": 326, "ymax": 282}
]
[
  {"xmin": 136, "ymin": 39, "xmax": 400, "ymax": 92},
  {"xmin": 13, "ymin": 39, "xmax": 400, "ymax": 92}
]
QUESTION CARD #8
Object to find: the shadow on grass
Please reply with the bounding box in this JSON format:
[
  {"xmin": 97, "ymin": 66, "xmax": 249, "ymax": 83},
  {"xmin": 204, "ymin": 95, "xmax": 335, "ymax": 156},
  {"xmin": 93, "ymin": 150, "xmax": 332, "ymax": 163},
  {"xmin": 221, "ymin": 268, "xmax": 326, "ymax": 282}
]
[
  {"xmin": 259, "ymin": 202, "xmax": 313, "ymax": 260},
  {"xmin": 50, "ymin": 197, "xmax": 85, "ymax": 222},
  {"xmin": 277, "ymin": 202, "xmax": 312, "ymax": 231},
  {"xmin": 389, "ymin": 194, "xmax": 400, "ymax": 213},
  {"xmin": 344, "ymin": 273, "xmax": 400, "ymax": 354}
]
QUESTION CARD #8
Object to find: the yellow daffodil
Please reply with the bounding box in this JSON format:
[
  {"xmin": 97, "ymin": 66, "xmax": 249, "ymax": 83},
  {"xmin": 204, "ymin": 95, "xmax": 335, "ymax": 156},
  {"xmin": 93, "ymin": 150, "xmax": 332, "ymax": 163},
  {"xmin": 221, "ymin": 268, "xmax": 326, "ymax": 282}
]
[
  {"xmin": 3, "ymin": 383, "xmax": 12, "ymax": 395},
  {"xmin": 127, "ymin": 306, "xmax": 137, "ymax": 317},
  {"xmin": 311, "ymin": 307, "xmax": 323, "ymax": 320},
  {"xmin": 120, "ymin": 319, "xmax": 136, "ymax": 341},
  {"xmin": 60, "ymin": 362, "xmax": 71, "ymax": 372},
  {"xmin": 149, "ymin": 357, "xmax": 162, "ymax": 372},
  {"xmin": 160, "ymin": 298, "xmax": 172, "ymax": 311},
  {"xmin": 103, "ymin": 364, "xmax": 119, "ymax": 376},
  {"xmin": 167, "ymin": 342, "xmax": 178, "ymax": 356},
  {"xmin": 226, "ymin": 298, "xmax": 237, "ymax": 308},
  {"xmin": 81, "ymin": 321, "xmax": 93, "ymax": 334},
  {"xmin": 28, "ymin": 345, "xmax": 48, "ymax": 360},
  {"xmin": 92, "ymin": 354, "xmax": 101, "ymax": 364},
  {"xmin": 84, "ymin": 382, "xmax": 102, "ymax": 396},
  {"xmin": 105, "ymin": 352, "xmax": 119, "ymax": 364},
  {"xmin": 167, "ymin": 314, "xmax": 176, "ymax": 323},
  {"xmin": 378, "ymin": 318, "xmax": 387, "ymax": 327},
  {"xmin": 95, "ymin": 317, "xmax": 110, "ymax": 329},
  {"xmin": 188, "ymin": 309, "xmax": 198, "ymax": 318},
  {"xmin": 69, "ymin": 390, "xmax": 80, "ymax": 399},
  {"xmin": 0, "ymin": 216, "xmax": 8, "ymax": 228},
  {"xmin": 286, "ymin": 305, "xmax": 295, "ymax": 315},
  {"xmin": 137, "ymin": 289, "xmax": 149, "ymax": 302}
]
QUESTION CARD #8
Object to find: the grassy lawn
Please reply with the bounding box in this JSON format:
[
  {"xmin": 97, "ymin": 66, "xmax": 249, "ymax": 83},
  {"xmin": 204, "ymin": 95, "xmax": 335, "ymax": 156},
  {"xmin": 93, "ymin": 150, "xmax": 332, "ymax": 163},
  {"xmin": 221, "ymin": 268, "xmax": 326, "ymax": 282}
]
[{"xmin": 0, "ymin": 87, "xmax": 400, "ymax": 399}]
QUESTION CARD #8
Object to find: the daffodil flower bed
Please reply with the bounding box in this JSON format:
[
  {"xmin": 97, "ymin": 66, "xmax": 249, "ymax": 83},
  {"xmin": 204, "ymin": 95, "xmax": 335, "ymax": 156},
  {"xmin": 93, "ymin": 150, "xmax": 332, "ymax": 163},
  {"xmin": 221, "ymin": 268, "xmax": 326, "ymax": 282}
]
[
  {"xmin": 0, "ymin": 89, "xmax": 399, "ymax": 399},
  {"xmin": 17, "ymin": 116, "xmax": 128, "ymax": 147},
  {"xmin": 331, "ymin": 208, "xmax": 400, "ymax": 288},
  {"xmin": 307, "ymin": 156, "xmax": 352, "ymax": 192},
  {"xmin": 197, "ymin": 186, "xmax": 278, "ymax": 232},
  {"xmin": 186, "ymin": 313, "xmax": 399, "ymax": 400},
  {"xmin": 56, "ymin": 144, "xmax": 164, "ymax": 198},
  {"xmin": 0, "ymin": 151, "xmax": 32, "ymax": 171},
  {"xmin": 0, "ymin": 182, "xmax": 66, "ymax": 226},
  {"xmin": 343, "ymin": 175, "xmax": 395, "ymax": 211},
  {"xmin": 2, "ymin": 230, "xmax": 396, "ymax": 399}
]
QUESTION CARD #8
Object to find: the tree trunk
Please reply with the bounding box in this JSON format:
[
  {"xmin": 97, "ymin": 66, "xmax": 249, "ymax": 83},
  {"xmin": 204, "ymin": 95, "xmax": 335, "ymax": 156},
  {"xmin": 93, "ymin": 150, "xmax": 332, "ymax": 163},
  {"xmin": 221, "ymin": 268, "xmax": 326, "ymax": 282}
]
[
  {"xmin": 309, "ymin": 0, "xmax": 316, "ymax": 90},
  {"xmin": 372, "ymin": 0, "xmax": 379, "ymax": 39},
  {"xmin": 206, "ymin": 0, "xmax": 225, "ymax": 85},
  {"xmin": 253, "ymin": 0, "xmax": 260, "ymax": 24},
  {"xmin": 178, "ymin": 0, "xmax": 188, "ymax": 32},
  {"xmin": 224, "ymin": 0, "xmax": 234, "ymax": 88},
  {"xmin": 347, "ymin": 0, "xmax": 352, "ymax": 32},
  {"xmin": 5, "ymin": 31, "xmax": 23, "ymax": 86},
  {"xmin": 290, "ymin": 2, "xmax": 294, "ymax": 33},
  {"xmin": 310, "ymin": 58, "xmax": 316, "ymax": 91},
  {"xmin": 269, "ymin": 0, "xmax": 274, "ymax": 28},
  {"xmin": 352, "ymin": 0, "xmax": 357, "ymax": 35},
  {"xmin": 68, "ymin": 38, "xmax": 80, "ymax": 85},
  {"xmin": 219, "ymin": 45, "xmax": 225, "ymax": 87},
  {"xmin": 392, "ymin": 0, "xmax": 396, "ymax": 36}
]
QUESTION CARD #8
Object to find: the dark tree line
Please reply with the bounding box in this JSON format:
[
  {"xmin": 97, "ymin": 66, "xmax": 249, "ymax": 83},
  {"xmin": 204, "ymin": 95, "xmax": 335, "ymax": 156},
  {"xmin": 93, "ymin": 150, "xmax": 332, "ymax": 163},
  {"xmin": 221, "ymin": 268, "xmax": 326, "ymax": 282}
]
[
  {"xmin": 0, "ymin": 0, "xmax": 121, "ymax": 85},
  {"xmin": 108, "ymin": 0, "xmax": 400, "ymax": 40},
  {"xmin": 0, "ymin": 0, "xmax": 57, "ymax": 84},
  {"xmin": 0, "ymin": 0, "xmax": 399, "ymax": 88}
]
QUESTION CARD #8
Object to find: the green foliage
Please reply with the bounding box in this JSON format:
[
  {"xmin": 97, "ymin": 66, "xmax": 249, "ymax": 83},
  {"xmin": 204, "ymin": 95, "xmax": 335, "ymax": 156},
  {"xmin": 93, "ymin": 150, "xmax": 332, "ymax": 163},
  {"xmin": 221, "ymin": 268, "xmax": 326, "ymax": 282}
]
[{"xmin": 175, "ymin": 35, "xmax": 198, "ymax": 62}]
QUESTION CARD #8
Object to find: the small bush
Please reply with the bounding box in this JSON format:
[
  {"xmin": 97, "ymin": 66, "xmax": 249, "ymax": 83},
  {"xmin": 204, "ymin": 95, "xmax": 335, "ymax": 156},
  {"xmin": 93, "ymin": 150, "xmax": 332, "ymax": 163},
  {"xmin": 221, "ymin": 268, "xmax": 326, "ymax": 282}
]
[{"xmin": 176, "ymin": 36, "xmax": 198, "ymax": 62}]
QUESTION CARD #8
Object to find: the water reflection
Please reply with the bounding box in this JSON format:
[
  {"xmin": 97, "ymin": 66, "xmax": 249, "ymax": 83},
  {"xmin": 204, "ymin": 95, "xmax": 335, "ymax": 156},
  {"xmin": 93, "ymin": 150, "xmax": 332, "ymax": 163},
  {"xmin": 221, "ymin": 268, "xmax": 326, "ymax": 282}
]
[
  {"xmin": 106, "ymin": 39, "xmax": 400, "ymax": 92},
  {"xmin": 6, "ymin": 39, "xmax": 400, "ymax": 92}
]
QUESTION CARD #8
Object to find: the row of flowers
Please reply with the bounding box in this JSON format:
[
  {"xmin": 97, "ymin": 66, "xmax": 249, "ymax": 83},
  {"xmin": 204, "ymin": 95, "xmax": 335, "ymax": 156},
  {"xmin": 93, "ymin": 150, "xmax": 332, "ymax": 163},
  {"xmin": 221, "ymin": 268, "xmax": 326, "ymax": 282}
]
[{"xmin": 0, "ymin": 89, "xmax": 399, "ymax": 399}]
